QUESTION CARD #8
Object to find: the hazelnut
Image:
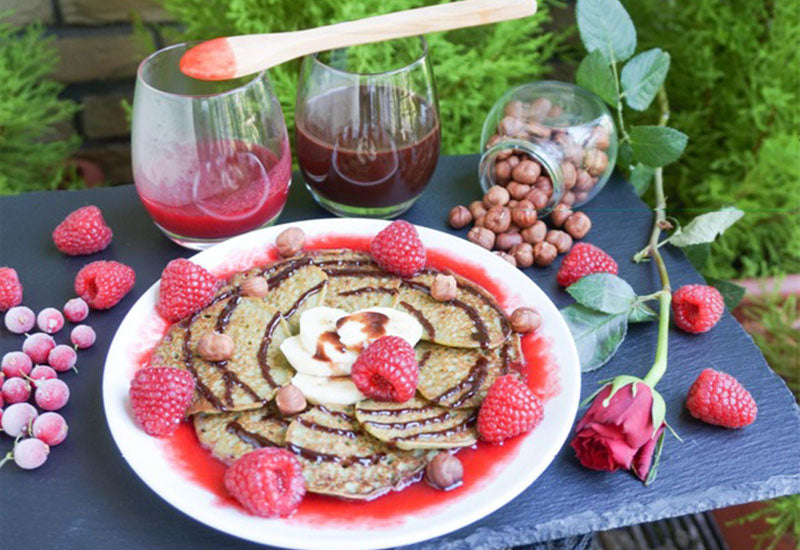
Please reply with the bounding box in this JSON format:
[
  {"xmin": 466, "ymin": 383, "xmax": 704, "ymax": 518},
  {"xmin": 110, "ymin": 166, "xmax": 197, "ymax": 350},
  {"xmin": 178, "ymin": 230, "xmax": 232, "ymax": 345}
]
[
  {"xmin": 532, "ymin": 241, "xmax": 558, "ymax": 266},
  {"xmin": 506, "ymin": 155, "xmax": 521, "ymax": 169},
  {"xmin": 575, "ymin": 191, "xmax": 589, "ymax": 203},
  {"xmin": 469, "ymin": 200, "xmax": 488, "ymax": 220},
  {"xmin": 575, "ymin": 169, "xmax": 593, "ymax": 192},
  {"xmin": 590, "ymin": 125, "xmax": 610, "ymax": 150},
  {"xmin": 504, "ymin": 100, "xmax": 528, "ymax": 119},
  {"xmin": 426, "ymin": 452, "xmax": 463, "ymax": 490},
  {"xmin": 517, "ymin": 199, "xmax": 534, "ymax": 210},
  {"xmin": 507, "ymin": 181, "xmax": 531, "ymax": 200},
  {"xmin": 484, "ymin": 206, "xmax": 511, "ymax": 233},
  {"xmin": 494, "ymin": 251, "xmax": 517, "ymax": 266},
  {"xmin": 529, "ymin": 97, "xmax": 553, "ymax": 120},
  {"xmin": 534, "ymin": 176, "xmax": 553, "ymax": 197},
  {"xmin": 510, "ymin": 242, "xmax": 534, "ymax": 268},
  {"xmin": 554, "ymin": 133, "xmax": 583, "ymax": 165},
  {"xmin": 561, "ymin": 162, "xmax": 577, "ymax": 190},
  {"xmin": 520, "ymin": 220, "xmax": 547, "ymax": 244},
  {"xmin": 468, "ymin": 227, "xmax": 495, "ymax": 250},
  {"xmin": 511, "ymin": 206, "xmax": 537, "ymax": 228},
  {"xmin": 485, "ymin": 134, "xmax": 502, "ymax": 149},
  {"xmin": 564, "ymin": 211, "xmax": 592, "ymax": 239},
  {"xmin": 276, "ymin": 384, "xmax": 307, "ymax": 416},
  {"xmin": 241, "ymin": 276, "xmax": 270, "ymax": 297},
  {"xmin": 483, "ymin": 185, "xmax": 510, "ymax": 208},
  {"xmin": 545, "ymin": 230, "xmax": 573, "ymax": 254},
  {"xmin": 525, "ymin": 189, "xmax": 549, "ymax": 211},
  {"xmin": 474, "ymin": 214, "xmax": 486, "ymax": 228},
  {"xmin": 448, "ymin": 205, "xmax": 473, "ymax": 229},
  {"xmin": 549, "ymin": 204, "xmax": 573, "ymax": 228},
  {"xmin": 276, "ymin": 227, "xmax": 305, "ymax": 257},
  {"xmin": 499, "ymin": 116, "xmax": 526, "ymax": 137},
  {"xmin": 494, "ymin": 160, "xmax": 512, "ymax": 185},
  {"xmin": 508, "ymin": 199, "xmax": 519, "ymax": 208},
  {"xmin": 510, "ymin": 307, "xmax": 542, "ymax": 333},
  {"xmin": 496, "ymin": 148, "xmax": 513, "ymax": 161},
  {"xmin": 431, "ymin": 274, "xmax": 457, "ymax": 301},
  {"xmin": 525, "ymin": 121, "xmax": 552, "ymax": 139},
  {"xmin": 548, "ymin": 104, "xmax": 564, "ymax": 118},
  {"xmin": 495, "ymin": 232, "xmax": 523, "ymax": 251},
  {"xmin": 511, "ymin": 159, "xmax": 541, "ymax": 185},
  {"xmin": 197, "ymin": 331, "xmax": 235, "ymax": 362},
  {"xmin": 560, "ymin": 191, "xmax": 576, "ymax": 206},
  {"xmin": 584, "ymin": 149, "xmax": 608, "ymax": 177}
]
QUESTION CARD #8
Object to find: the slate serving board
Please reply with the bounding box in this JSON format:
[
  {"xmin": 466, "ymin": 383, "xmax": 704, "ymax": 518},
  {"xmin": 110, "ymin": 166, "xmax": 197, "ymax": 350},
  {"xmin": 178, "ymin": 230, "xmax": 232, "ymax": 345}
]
[{"xmin": 1, "ymin": 155, "xmax": 798, "ymax": 550}]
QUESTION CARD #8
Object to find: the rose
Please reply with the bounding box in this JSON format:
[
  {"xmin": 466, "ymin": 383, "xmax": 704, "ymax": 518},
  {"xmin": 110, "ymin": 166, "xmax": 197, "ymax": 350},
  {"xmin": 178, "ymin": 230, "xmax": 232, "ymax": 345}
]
[{"xmin": 570, "ymin": 381, "xmax": 665, "ymax": 482}]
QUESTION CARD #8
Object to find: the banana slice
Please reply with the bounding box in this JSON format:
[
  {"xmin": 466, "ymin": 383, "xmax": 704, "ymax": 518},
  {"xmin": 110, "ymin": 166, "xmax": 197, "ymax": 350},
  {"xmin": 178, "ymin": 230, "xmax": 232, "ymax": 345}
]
[
  {"xmin": 337, "ymin": 307, "xmax": 423, "ymax": 349},
  {"xmin": 298, "ymin": 306, "xmax": 349, "ymax": 360},
  {"xmin": 291, "ymin": 372, "xmax": 366, "ymax": 405},
  {"xmin": 279, "ymin": 336, "xmax": 357, "ymax": 377}
]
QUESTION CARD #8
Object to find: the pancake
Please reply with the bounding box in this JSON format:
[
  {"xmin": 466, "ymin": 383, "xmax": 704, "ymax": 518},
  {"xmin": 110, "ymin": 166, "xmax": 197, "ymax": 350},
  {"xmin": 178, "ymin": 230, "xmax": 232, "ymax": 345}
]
[
  {"xmin": 284, "ymin": 405, "xmax": 431, "ymax": 500},
  {"xmin": 415, "ymin": 335, "xmax": 523, "ymax": 408},
  {"xmin": 355, "ymin": 397, "xmax": 477, "ymax": 450},
  {"xmin": 309, "ymin": 249, "xmax": 400, "ymax": 312},
  {"xmin": 151, "ymin": 292, "xmax": 294, "ymax": 415},
  {"xmin": 193, "ymin": 405, "xmax": 289, "ymax": 465},
  {"xmin": 395, "ymin": 269, "xmax": 511, "ymax": 349}
]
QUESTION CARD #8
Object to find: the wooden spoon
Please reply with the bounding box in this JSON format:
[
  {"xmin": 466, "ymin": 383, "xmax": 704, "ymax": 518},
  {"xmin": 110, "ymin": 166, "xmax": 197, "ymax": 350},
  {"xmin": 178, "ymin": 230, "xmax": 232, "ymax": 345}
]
[{"xmin": 180, "ymin": 0, "xmax": 537, "ymax": 81}]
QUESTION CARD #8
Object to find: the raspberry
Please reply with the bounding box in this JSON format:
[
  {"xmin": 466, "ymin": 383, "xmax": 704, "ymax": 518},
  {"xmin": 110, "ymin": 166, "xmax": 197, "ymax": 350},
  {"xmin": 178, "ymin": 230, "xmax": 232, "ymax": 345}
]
[
  {"xmin": 13, "ymin": 438, "xmax": 49, "ymax": 470},
  {"xmin": 4, "ymin": 306, "xmax": 35, "ymax": 334},
  {"xmin": 672, "ymin": 284, "xmax": 724, "ymax": 334},
  {"xmin": 686, "ymin": 369, "xmax": 757, "ymax": 428},
  {"xmin": 63, "ymin": 297, "xmax": 89, "ymax": 322},
  {"xmin": 32, "ymin": 412, "xmax": 69, "ymax": 446},
  {"xmin": 52, "ymin": 205, "xmax": 113, "ymax": 256},
  {"xmin": 556, "ymin": 243, "xmax": 618, "ymax": 287},
  {"xmin": 48, "ymin": 345, "xmax": 77, "ymax": 372},
  {"xmin": 224, "ymin": 448, "xmax": 306, "ymax": 518},
  {"xmin": 477, "ymin": 374, "xmax": 544, "ymax": 444},
  {"xmin": 71, "ymin": 324, "xmax": 96, "ymax": 349},
  {"xmin": 0, "ymin": 267, "xmax": 23, "ymax": 311},
  {"xmin": 2, "ymin": 351, "xmax": 33, "ymax": 378},
  {"xmin": 23, "ymin": 332, "xmax": 56, "ymax": 363},
  {"xmin": 2, "ymin": 377, "xmax": 32, "ymax": 404},
  {"xmin": 351, "ymin": 336, "xmax": 419, "ymax": 402},
  {"xmin": 1, "ymin": 402, "xmax": 38, "ymax": 437},
  {"xmin": 37, "ymin": 307, "xmax": 65, "ymax": 334},
  {"xmin": 129, "ymin": 367, "xmax": 195, "ymax": 437},
  {"xmin": 369, "ymin": 220, "xmax": 427, "ymax": 277},
  {"xmin": 156, "ymin": 259, "xmax": 218, "ymax": 322},
  {"xmin": 74, "ymin": 260, "xmax": 136, "ymax": 310},
  {"xmin": 35, "ymin": 379, "xmax": 70, "ymax": 411}
]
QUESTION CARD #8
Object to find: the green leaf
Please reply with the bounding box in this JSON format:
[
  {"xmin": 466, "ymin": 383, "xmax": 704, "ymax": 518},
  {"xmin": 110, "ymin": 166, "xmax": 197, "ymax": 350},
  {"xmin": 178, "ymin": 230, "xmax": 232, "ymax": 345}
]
[
  {"xmin": 618, "ymin": 142, "xmax": 633, "ymax": 169},
  {"xmin": 576, "ymin": 0, "xmax": 637, "ymax": 62},
  {"xmin": 621, "ymin": 49, "xmax": 671, "ymax": 111},
  {"xmin": 562, "ymin": 304, "xmax": 628, "ymax": 372},
  {"xmin": 629, "ymin": 125, "xmax": 688, "ymax": 166},
  {"xmin": 643, "ymin": 430, "xmax": 666, "ymax": 486},
  {"xmin": 682, "ymin": 243, "xmax": 711, "ymax": 271},
  {"xmin": 664, "ymin": 207, "xmax": 745, "ymax": 247},
  {"xmin": 707, "ymin": 277, "xmax": 746, "ymax": 310},
  {"xmin": 566, "ymin": 273, "xmax": 637, "ymax": 314},
  {"xmin": 576, "ymin": 50, "xmax": 619, "ymax": 107},
  {"xmin": 629, "ymin": 302, "xmax": 658, "ymax": 323},
  {"xmin": 650, "ymin": 389, "xmax": 666, "ymax": 434},
  {"xmin": 602, "ymin": 375, "xmax": 642, "ymax": 406},
  {"xmin": 630, "ymin": 163, "xmax": 655, "ymax": 196}
]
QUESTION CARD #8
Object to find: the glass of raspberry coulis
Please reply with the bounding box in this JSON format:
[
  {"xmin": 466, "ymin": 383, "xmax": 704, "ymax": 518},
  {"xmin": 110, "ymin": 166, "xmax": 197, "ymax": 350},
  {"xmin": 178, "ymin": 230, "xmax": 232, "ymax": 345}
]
[{"xmin": 132, "ymin": 43, "xmax": 292, "ymax": 249}]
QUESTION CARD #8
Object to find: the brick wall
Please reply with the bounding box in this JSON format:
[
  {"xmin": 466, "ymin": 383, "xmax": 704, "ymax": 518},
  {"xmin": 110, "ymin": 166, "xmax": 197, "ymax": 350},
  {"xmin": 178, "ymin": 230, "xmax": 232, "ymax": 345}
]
[{"xmin": 9, "ymin": 0, "xmax": 176, "ymax": 185}]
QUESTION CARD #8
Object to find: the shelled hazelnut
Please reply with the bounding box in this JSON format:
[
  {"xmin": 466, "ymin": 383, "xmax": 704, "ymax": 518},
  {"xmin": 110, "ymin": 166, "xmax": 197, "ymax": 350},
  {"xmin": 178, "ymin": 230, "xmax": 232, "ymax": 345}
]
[
  {"xmin": 276, "ymin": 385, "xmax": 306, "ymax": 416},
  {"xmin": 565, "ymin": 211, "xmax": 592, "ymax": 239},
  {"xmin": 507, "ymin": 182, "xmax": 531, "ymax": 200},
  {"xmin": 583, "ymin": 149, "xmax": 608, "ymax": 177},
  {"xmin": 197, "ymin": 331, "xmax": 234, "ymax": 362},
  {"xmin": 550, "ymin": 204, "xmax": 572, "ymax": 228},
  {"xmin": 494, "ymin": 251, "xmax": 517, "ymax": 266},
  {"xmin": 276, "ymin": 227, "xmax": 305, "ymax": 257},
  {"xmin": 561, "ymin": 162, "xmax": 577, "ymax": 190},
  {"xmin": 241, "ymin": 276, "xmax": 269, "ymax": 297},
  {"xmin": 510, "ymin": 243, "xmax": 534, "ymax": 268},
  {"xmin": 511, "ymin": 206, "xmax": 537, "ymax": 228},
  {"xmin": 560, "ymin": 191, "xmax": 576, "ymax": 207},
  {"xmin": 532, "ymin": 241, "xmax": 558, "ymax": 266},
  {"xmin": 469, "ymin": 200, "xmax": 487, "ymax": 220},
  {"xmin": 448, "ymin": 205, "xmax": 473, "ymax": 229},
  {"xmin": 495, "ymin": 232, "xmax": 523, "ymax": 251},
  {"xmin": 431, "ymin": 274, "xmax": 457, "ymax": 301},
  {"xmin": 526, "ymin": 189, "xmax": 549, "ymax": 211},
  {"xmin": 494, "ymin": 160, "xmax": 512, "ymax": 184},
  {"xmin": 468, "ymin": 227, "xmax": 495, "ymax": 249},
  {"xmin": 483, "ymin": 185, "xmax": 510, "ymax": 207},
  {"xmin": 534, "ymin": 176, "xmax": 553, "ymax": 197},
  {"xmin": 484, "ymin": 206, "xmax": 511, "ymax": 233},
  {"xmin": 426, "ymin": 452, "xmax": 463, "ymax": 491},
  {"xmin": 474, "ymin": 214, "xmax": 486, "ymax": 228},
  {"xmin": 520, "ymin": 220, "xmax": 547, "ymax": 244},
  {"xmin": 510, "ymin": 307, "xmax": 542, "ymax": 333},
  {"xmin": 511, "ymin": 159, "xmax": 540, "ymax": 184},
  {"xmin": 545, "ymin": 230, "xmax": 573, "ymax": 254}
]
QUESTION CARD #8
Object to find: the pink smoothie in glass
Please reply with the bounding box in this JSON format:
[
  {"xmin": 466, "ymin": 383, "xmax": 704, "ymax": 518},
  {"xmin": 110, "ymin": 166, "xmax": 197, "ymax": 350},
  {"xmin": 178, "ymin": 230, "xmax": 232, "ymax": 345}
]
[{"xmin": 135, "ymin": 139, "xmax": 291, "ymax": 239}]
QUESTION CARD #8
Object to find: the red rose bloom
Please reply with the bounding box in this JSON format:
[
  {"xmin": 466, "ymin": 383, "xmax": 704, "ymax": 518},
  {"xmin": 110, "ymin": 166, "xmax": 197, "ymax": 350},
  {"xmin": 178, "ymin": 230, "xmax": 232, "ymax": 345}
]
[{"xmin": 570, "ymin": 381, "xmax": 664, "ymax": 482}]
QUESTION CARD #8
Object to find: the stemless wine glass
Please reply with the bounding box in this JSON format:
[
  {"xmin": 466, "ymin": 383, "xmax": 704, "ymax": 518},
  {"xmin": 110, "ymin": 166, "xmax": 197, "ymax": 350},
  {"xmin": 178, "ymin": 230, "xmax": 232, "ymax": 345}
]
[
  {"xmin": 132, "ymin": 42, "xmax": 292, "ymax": 249},
  {"xmin": 295, "ymin": 37, "xmax": 440, "ymax": 218}
]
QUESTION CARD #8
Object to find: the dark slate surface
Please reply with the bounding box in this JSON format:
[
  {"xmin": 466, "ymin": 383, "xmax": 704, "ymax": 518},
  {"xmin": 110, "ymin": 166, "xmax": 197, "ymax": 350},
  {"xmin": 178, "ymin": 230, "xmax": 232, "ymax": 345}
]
[{"xmin": 1, "ymin": 154, "xmax": 798, "ymax": 550}]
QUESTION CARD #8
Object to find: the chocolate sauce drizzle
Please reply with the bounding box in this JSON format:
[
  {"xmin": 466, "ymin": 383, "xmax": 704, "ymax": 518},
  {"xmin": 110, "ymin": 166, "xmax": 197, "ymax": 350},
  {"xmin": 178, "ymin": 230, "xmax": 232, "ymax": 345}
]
[
  {"xmin": 264, "ymin": 257, "xmax": 313, "ymax": 289},
  {"xmin": 287, "ymin": 443, "xmax": 387, "ymax": 468},
  {"xmin": 391, "ymin": 416, "xmax": 475, "ymax": 442},
  {"xmin": 434, "ymin": 356, "xmax": 489, "ymax": 407},
  {"xmin": 256, "ymin": 312, "xmax": 281, "ymax": 387},
  {"xmin": 362, "ymin": 411, "xmax": 452, "ymax": 431},
  {"xmin": 337, "ymin": 286, "xmax": 398, "ymax": 297},
  {"xmin": 284, "ymin": 281, "xmax": 325, "ymax": 319},
  {"xmin": 316, "ymin": 404, "xmax": 355, "ymax": 421},
  {"xmin": 296, "ymin": 417, "xmax": 359, "ymax": 439},
  {"xmin": 398, "ymin": 301, "xmax": 436, "ymax": 339},
  {"xmin": 313, "ymin": 330, "xmax": 346, "ymax": 362},
  {"xmin": 360, "ymin": 406, "xmax": 430, "ymax": 416},
  {"xmin": 227, "ymin": 420, "xmax": 282, "ymax": 448},
  {"xmin": 323, "ymin": 267, "xmax": 396, "ymax": 279}
]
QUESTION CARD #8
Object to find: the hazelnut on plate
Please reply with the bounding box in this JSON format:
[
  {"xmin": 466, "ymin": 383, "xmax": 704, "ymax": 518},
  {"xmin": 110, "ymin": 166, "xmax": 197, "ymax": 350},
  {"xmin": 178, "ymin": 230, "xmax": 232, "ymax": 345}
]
[
  {"xmin": 241, "ymin": 276, "xmax": 269, "ymax": 297},
  {"xmin": 510, "ymin": 307, "xmax": 542, "ymax": 334},
  {"xmin": 426, "ymin": 452, "xmax": 463, "ymax": 491},
  {"xmin": 276, "ymin": 384, "xmax": 307, "ymax": 416},
  {"xmin": 276, "ymin": 227, "xmax": 305, "ymax": 257},
  {"xmin": 197, "ymin": 331, "xmax": 234, "ymax": 362},
  {"xmin": 431, "ymin": 274, "xmax": 457, "ymax": 302}
]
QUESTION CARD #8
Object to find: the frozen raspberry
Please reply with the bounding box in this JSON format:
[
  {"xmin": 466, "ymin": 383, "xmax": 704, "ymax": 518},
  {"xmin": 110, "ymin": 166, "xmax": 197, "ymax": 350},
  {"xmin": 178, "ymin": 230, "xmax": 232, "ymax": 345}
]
[
  {"xmin": 34, "ymin": 378, "xmax": 70, "ymax": 411},
  {"xmin": 36, "ymin": 307, "xmax": 65, "ymax": 334},
  {"xmin": 2, "ymin": 351, "xmax": 33, "ymax": 378},
  {"xmin": 52, "ymin": 205, "xmax": 113, "ymax": 256},
  {"xmin": 351, "ymin": 336, "xmax": 419, "ymax": 402},
  {"xmin": 477, "ymin": 374, "xmax": 544, "ymax": 444},
  {"xmin": 556, "ymin": 243, "xmax": 618, "ymax": 287},
  {"xmin": 70, "ymin": 324, "xmax": 96, "ymax": 349},
  {"xmin": 32, "ymin": 412, "xmax": 69, "ymax": 446},
  {"xmin": 129, "ymin": 367, "xmax": 195, "ymax": 437},
  {"xmin": 48, "ymin": 345, "xmax": 77, "ymax": 373},
  {"xmin": 224, "ymin": 448, "xmax": 306, "ymax": 518},
  {"xmin": 63, "ymin": 297, "xmax": 89, "ymax": 322},
  {"xmin": 29, "ymin": 366, "xmax": 57, "ymax": 388},
  {"xmin": 4, "ymin": 305, "xmax": 35, "ymax": 334},
  {"xmin": 22, "ymin": 332, "xmax": 56, "ymax": 363},
  {"xmin": 686, "ymin": 368, "xmax": 757, "ymax": 428},
  {"xmin": 369, "ymin": 220, "xmax": 427, "ymax": 277},
  {"xmin": 12, "ymin": 438, "xmax": 49, "ymax": 470},
  {"xmin": 1, "ymin": 402, "xmax": 37, "ymax": 437},
  {"xmin": 672, "ymin": 284, "xmax": 724, "ymax": 334},
  {"xmin": 2, "ymin": 377, "xmax": 32, "ymax": 404},
  {"xmin": 156, "ymin": 259, "xmax": 218, "ymax": 322},
  {"xmin": 0, "ymin": 267, "xmax": 23, "ymax": 311},
  {"xmin": 74, "ymin": 260, "xmax": 136, "ymax": 310}
]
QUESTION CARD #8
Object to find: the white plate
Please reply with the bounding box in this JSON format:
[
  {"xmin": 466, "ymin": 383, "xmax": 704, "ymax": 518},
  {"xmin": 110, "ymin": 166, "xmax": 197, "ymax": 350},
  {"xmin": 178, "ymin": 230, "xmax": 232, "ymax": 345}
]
[{"xmin": 102, "ymin": 218, "xmax": 580, "ymax": 550}]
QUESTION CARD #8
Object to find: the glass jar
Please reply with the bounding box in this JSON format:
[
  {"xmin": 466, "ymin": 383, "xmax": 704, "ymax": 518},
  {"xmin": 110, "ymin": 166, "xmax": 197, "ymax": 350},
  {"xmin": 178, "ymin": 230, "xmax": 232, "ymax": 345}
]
[{"xmin": 478, "ymin": 81, "xmax": 617, "ymax": 215}]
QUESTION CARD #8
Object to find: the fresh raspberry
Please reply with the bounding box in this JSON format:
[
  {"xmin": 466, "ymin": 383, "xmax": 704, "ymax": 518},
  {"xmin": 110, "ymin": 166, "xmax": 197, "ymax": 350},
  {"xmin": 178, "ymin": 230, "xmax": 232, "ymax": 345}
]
[
  {"xmin": 70, "ymin": 324, "xmax": 96, "ymax": 349},
  {"xmin": 48, "ymin": 345, "xmax": 77, "ymax": 372},
  {"xmin": 556, "ymin": 243, "xmax": 618, "ymax": 287},
  {"xmin": 37, "ymin": 307, "xmax": 65, "ymax": 334},
  {"xmin": 129, "ymin": 367, "xmax": 195, "ymax": 437},
  {"xmin": 672, "ymin": 284, "xmax": 724, "ymax": 334},
  {"xmin": 52, "ymin": 205, "xmax": 113, "ymax": 256},
  {"xmin": 0, "ymin": 267, "xmax": 23, "ymax": 311},
  {"xmin": 63, "ymin": 297, "xmax": 89, "ymax": 322},
  {"xmin": 224, "ymin": 448, "xmax": 306, "ymax": 518},
  {"xmin": 686, "ymin": 368, "xmax": 757, "ymax": 428},
  {"xmin": 23, "ymin": 332, "xmax": 56, "ymax": 363},
  {"xmin": 477, "ymin": 374, "xmax": 544, "ymax": 444},
  {"xmin": 4, "ymin": 305, "xmax": 35, "ymax": 334},
  {"xmin": 369, "ymin": 220, "xmax": 427, "ymax": 277},
  {"xmin": 156, "ymin": 259, "xmax": 218, "ymax": 322},
  {"xmin": 74, "ymin": 260, "xmax": 136, "ymax": 310},
  {"xmin": 351, "ymin": 336, "xmax": 419, "ymax": 402}
]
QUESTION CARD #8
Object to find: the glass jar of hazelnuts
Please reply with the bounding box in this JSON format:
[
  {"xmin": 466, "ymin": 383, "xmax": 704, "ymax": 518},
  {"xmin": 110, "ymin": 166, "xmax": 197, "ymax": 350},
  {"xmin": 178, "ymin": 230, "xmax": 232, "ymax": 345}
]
[{"xmin": 478, "ymin": 81, "xmax": 617, "ymax": 215}]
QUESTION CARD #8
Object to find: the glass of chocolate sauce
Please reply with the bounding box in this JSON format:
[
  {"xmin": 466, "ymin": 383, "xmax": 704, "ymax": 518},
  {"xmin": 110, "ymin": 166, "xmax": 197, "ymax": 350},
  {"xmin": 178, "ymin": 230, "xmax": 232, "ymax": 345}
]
[{"xmin": 295, "ymin": 37, "xmax": 440, "ymax": 218}]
